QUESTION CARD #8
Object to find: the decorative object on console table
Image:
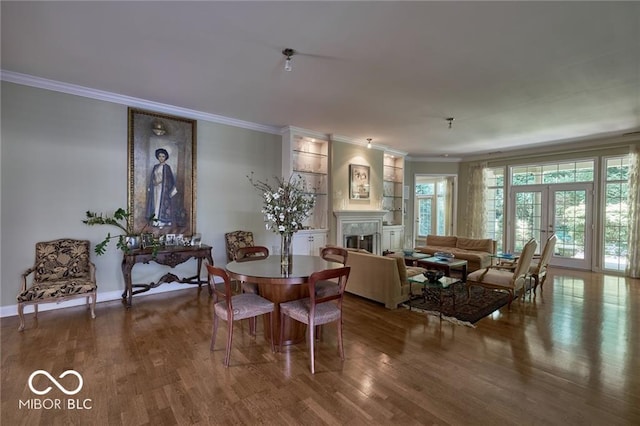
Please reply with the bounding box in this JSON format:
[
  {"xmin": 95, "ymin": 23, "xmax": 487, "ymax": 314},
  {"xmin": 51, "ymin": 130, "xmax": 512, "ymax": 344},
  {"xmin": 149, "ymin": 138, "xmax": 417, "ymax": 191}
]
[{"xmin": 248, "ymin": 173, "xmax": 316, "ymax": 271}]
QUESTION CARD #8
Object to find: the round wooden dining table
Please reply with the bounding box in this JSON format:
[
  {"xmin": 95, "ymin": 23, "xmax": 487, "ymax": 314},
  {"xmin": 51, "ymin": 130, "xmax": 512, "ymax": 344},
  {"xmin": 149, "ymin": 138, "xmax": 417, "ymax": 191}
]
[{"xmin": 225, "ymin": 255, "xmax": 341, "ymax": 345}]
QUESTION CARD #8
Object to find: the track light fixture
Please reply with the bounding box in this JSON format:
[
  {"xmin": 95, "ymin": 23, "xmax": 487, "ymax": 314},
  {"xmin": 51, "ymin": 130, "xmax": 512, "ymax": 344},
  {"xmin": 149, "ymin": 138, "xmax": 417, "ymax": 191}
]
[
  {"xmin": 282, "ymin": 48, "xmax": 295, "ymax": 72},
  {"xmin": 366, "ymin": 138, "xmax": 372, "ymax": 149}
]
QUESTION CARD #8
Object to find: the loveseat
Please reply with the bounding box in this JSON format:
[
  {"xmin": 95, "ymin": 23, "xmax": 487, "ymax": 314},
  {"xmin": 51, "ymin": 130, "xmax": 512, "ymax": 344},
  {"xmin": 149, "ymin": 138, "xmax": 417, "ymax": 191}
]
[
  {"xmin": 339, "ymin": 248, "xmax": 426, "ymax": 309},
  {"xmin": 414, "ymin": 235, "xmax": 496, "ymax": 272}
]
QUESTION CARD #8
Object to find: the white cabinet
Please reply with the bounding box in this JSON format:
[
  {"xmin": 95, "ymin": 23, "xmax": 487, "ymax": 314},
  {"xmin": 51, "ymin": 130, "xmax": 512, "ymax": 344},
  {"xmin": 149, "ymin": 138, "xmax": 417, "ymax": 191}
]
[
  {"xmin": 293, "ymin": 230, "xmax": 328, "ymax": 255},
  {"xmin": 382, "ymin": 226, "xmax": 405, "ymax": 253},
  {"xmin": 383, "ymin": 154, "xmax": 404, "ymax": 226},
  {"xmin": 282, "ymin": 127, "xmax": 329, "ymax": 231}
]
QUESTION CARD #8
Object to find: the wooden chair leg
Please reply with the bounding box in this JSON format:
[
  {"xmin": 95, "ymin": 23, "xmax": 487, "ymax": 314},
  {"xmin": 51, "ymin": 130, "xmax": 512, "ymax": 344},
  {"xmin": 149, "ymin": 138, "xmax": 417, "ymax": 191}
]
[
  {"xmin": 337, "ymin": 319, "xmax": 344, "ymax": 361},
  {"xmin": 18, "ymin": 303, "xmax": 25, "ymax": 332},
  {"xmin": 224, "ymin": 320, "xmax": 233, "ymax": 367},
  {"xmin": 210, "ymin": 315, "xmax": 219, "ymax": 351},
  {"xmin": 89, "ymin": 294, "xmax": 96, "ymax": 319},
  {"xmin": 278, "ymin": 312, "xmax": 286, "ymax": 352},
  {"xmin": 268, "ymin": 313, "xmax": 275, "ymax": 353},
  {"xmin": 249, "ymin": 317, "xmax": 256, "ymax": 337},
  {"xmin": 309, "ymin": 319, "xmax": 315, "ymax": 374}
]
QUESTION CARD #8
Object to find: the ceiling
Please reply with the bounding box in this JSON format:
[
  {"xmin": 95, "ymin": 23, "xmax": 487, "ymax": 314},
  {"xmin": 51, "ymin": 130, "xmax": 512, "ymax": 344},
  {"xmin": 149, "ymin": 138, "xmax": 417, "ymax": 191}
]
[{"xmin": 2, "ymin": 1, "xmax": 639, "ymax": 159}]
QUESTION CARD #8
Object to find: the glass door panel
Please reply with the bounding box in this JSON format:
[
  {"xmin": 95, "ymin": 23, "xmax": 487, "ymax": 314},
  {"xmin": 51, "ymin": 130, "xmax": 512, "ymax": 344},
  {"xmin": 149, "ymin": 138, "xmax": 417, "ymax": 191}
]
[{"xmin": 510, "ymin": 184, "xmax": 592, "ymax": 269}]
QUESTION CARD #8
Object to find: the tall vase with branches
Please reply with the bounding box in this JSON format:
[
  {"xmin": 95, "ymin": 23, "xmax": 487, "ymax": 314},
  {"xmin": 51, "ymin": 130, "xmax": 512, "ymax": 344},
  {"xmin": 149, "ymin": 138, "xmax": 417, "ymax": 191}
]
[{"xmin": 248, "ymin": 173, "xmax": 316, "ymax": 269}]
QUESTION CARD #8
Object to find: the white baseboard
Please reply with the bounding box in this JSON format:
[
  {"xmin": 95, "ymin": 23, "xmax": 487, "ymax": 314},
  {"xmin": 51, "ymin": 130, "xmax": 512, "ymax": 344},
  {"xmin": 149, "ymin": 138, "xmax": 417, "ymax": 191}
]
[{"xmin": 1, "ymin": 282, "xmax": 208, "ymax": 318}]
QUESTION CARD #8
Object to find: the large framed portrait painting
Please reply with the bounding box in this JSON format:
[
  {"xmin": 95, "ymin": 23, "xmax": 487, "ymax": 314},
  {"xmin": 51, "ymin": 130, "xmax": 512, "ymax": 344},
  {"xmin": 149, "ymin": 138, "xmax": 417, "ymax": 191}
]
[
  {"xmin": 128, "ymin": 108, "xmax": 197, "ymax": 237},
  {"xmin": 349, "ymin": 164, "xmax": 370, "ymax": 200}
]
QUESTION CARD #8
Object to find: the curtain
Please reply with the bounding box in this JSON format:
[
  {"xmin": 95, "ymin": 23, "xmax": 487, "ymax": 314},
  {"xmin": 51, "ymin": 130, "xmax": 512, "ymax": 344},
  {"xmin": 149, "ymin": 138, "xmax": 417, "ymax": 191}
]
[
  {"xmin": 626, "ymin": 144, "xmax": 640, "ymax": 278},
  {"xmin": 465, "ymin": 162, "xmax": 487, "ymax": 238}
]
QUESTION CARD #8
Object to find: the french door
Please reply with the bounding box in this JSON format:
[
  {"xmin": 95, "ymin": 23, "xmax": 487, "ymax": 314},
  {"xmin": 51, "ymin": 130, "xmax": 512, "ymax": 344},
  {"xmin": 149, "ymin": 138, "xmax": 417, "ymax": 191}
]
[{"xmin": 509, "ymin": 183, "xmax": 593, "ymax": 269}]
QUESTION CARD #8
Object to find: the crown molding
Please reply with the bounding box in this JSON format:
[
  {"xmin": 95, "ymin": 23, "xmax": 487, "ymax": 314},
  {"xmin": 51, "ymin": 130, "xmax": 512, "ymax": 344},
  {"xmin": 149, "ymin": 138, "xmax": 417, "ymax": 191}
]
[
  {"xmin": 1, "ymin": 70, "xmax": 281, "ymax": 135},
  {"xmin": 407, "ymin": 155, "xmax": 462, "ymax": 163}
]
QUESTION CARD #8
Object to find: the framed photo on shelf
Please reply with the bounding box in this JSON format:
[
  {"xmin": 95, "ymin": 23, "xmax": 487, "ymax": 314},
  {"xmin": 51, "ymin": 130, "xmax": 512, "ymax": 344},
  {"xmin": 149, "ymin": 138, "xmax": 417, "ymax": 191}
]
[
  {"xmin": 127, "ymin": 108, "xmax": 197, "ymax": 237},
  {"xmin": 350, "ymin": 164, "xmax": 370, "ymax": 200}
]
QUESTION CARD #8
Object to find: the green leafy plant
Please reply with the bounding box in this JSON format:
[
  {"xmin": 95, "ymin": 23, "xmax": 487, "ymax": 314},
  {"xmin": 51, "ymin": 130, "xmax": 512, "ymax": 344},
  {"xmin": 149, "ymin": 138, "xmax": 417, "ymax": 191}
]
[
  {"xmin": 83, "ymin": 208, "xmax": 134, "ymax": 255},
  {"xmin": 83, "ymin": 208, "xmax": 158, "ymax": 255}
]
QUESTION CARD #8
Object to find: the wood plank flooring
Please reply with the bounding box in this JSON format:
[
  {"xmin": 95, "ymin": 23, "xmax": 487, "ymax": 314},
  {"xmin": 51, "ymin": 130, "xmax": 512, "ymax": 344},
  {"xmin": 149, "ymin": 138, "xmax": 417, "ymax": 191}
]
[{"xmin": 2, "ymin": 268, "xmax": 639, "ymax": 425}]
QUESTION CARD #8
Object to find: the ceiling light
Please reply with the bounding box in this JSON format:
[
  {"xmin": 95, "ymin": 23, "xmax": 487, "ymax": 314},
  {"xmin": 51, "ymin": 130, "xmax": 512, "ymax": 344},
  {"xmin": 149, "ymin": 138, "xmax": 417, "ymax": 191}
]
[
  {"xmin": 367, "ymin": 138, "xmax": 372, "ymax": 149},
  {"xmin": 282, "ymin": 48, "xmax": 295, "ymax": 72},
  {"xmin": 446, "ymin": 117, "xmax": 455, "ymax": 129}
]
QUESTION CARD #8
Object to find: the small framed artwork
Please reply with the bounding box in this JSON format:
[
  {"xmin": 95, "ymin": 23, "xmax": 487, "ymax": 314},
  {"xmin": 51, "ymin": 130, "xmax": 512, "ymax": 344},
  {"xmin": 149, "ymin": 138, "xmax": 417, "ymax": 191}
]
[
  {"xmin": 128, "ymin": 108, "xmax": 197, "ymax": 237},
  {"xmin": 165, "ymin": 234, "xmax": 176, "ymax": 246},
  {"xmin": 175, "ymin": 234, "xmax": 184, "ymax": 246},
  {"xmin": 350, "ymin": 164, "xmax": 370, "ymax": 200}
]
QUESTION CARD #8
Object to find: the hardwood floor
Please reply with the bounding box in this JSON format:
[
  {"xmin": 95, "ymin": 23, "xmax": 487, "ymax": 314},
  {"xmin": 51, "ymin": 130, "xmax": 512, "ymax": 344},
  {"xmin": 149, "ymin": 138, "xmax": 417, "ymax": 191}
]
[{"xmin": 2, "ymin": 268, "xmax": 639, "ymax": 425}]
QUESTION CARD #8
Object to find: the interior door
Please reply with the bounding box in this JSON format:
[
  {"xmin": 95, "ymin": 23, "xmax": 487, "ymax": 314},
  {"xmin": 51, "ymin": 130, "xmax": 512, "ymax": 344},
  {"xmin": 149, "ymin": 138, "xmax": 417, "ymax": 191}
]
[{"xmin": 509, "ymin": 184, "xmax": 592, "ymax": 269}]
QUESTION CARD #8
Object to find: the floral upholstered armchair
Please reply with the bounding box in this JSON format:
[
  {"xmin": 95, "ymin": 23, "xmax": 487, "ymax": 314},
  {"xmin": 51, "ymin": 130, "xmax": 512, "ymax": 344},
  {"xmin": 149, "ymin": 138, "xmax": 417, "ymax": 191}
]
[
  {"xmin": 17, "ymin": 239, "xmax": 97, "ymax": 331},
  {"xmin": 224, "ymin": 230, "xmax": 255, "ymax": 262}
]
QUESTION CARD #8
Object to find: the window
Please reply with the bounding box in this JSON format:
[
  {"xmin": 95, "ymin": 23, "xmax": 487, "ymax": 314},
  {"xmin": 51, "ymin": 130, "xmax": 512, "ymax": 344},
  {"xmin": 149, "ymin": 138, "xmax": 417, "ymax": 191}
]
[
  {"xmin": 512, "ymin": 160, "xmax": 595, "ymax": 185},
  {"xmin": 603, "ymin": 156, "xmax": 629, "ymax": 272},
  {"xmin": 415, "ymin": 176, "xmax": 454, "ymax": 237},
  {"xmin": 485, "ymin": 167, "xmax": 505, "ymax": 253}
]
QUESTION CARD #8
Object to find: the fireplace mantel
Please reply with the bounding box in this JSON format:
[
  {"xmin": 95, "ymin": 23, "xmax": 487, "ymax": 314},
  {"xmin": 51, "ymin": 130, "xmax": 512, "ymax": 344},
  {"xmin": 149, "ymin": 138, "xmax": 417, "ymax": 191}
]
[{"xmin": 333, "ymin": 210, "xmax": 387, "ymax": 255}]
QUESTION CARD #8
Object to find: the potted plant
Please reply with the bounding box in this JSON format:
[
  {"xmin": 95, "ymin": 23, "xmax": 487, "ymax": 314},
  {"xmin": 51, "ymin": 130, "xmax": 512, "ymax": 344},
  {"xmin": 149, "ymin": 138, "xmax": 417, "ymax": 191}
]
[{"xmin": 83, "ymin": 208, "xmax": 153, "ymax": 255}]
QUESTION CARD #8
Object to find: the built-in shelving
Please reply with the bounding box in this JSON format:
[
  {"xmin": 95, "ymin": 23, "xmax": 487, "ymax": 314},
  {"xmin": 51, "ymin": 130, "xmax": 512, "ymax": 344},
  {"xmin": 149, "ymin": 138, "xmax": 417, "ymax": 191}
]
[
  {"xmin": 382, "ymin": 154, "xmax": 404, "ymax": 226},
  {"xmin": 282, "ymin": 128, "xmax": 329, "ymax": 244}
]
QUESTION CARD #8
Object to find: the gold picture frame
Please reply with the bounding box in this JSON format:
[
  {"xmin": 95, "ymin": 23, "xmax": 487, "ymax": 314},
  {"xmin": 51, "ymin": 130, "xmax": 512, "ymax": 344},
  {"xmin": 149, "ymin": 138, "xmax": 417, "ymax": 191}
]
[{"xmin": 127, "ymin": 108, "xmax": 197, "ymax": 237}]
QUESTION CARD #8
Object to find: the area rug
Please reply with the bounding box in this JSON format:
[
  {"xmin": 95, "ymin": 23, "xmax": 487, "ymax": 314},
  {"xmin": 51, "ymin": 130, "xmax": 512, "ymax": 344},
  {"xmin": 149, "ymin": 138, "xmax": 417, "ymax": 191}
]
[{"xmin": 402, "ymin": 282, "xmax": 511, "ymax": 327}]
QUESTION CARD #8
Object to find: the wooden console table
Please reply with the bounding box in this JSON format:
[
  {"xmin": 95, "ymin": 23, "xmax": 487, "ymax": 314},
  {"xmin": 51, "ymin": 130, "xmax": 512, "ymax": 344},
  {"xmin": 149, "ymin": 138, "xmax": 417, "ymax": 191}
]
[{"xmin": 121, "ymin": 244, "xmax": 213, "ymax": 307}]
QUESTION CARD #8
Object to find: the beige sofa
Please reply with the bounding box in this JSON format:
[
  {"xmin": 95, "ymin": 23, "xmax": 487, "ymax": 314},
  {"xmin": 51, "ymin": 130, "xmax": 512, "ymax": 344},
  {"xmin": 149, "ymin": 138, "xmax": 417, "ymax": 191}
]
[
  {"xmin": 414, "ymin": 235, "xmax": 496, "ymax": 272},
  {"xmin": 341, "ymin": 249, "xmax": 425, "ymax": 309}
]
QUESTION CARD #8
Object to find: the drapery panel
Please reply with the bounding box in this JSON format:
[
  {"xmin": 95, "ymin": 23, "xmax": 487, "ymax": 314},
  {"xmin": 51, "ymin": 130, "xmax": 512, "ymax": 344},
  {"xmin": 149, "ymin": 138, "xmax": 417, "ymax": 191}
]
[
  {"xmin": 626, "ymin": 144, "xmax": 640, "ymax": 278},
  {"xmin": 465, "ymin": 162, "xmax": 487, "ymax": 238}
]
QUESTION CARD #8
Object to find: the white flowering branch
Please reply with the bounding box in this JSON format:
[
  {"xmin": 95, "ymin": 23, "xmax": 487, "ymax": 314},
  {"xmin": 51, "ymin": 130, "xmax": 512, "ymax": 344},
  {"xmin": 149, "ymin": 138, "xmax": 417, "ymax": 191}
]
[{"xmin": 247, "ymin": 172, "xmax": 316, "ymax": 235}]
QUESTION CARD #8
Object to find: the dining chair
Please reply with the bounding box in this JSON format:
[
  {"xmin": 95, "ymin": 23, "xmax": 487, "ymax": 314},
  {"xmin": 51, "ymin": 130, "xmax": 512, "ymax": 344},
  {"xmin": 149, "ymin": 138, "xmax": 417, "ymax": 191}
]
[
  {"xmin": 206, "ymin": 264, "xmax": 275, "ymax": 367},
  {"xmin": 465, "ymin": 238, "xmax": 537, "ymax": 309},
  {"xmin": 529, "ymin": 234, "xmax": 558, "ymax": 293},
  {"xmin": 235, "ymin": 246, "xmax": 269, "ymax": 294},
  {"xmin": 315, "ymin": 246, "xmax": 348, "ymax": 297},
  {"xmin": 278, "ymin": 266, "xmax": 351, "ymax": 374}
]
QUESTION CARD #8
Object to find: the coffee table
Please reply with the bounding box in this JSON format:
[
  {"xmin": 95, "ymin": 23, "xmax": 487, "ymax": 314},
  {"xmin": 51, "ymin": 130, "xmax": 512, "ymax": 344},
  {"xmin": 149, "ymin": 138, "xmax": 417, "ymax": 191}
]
[
  {"xmin": 407, "ymin": 274, "xmax": 462, "ymax": 316},
  {"xmin": 398, "ymin": 251, "xmax": 430, "ymax": 266},
  {"xmin": 417, "ymin": 257, "xmax": 468, "ymax": 281}
]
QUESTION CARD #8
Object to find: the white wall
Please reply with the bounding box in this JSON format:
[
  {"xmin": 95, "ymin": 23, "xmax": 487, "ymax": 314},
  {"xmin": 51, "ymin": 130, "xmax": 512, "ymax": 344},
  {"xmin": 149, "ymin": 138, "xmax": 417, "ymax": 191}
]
[{"xmin": 1, "ymin": 82, "xmax": 283, "ymax": 313}]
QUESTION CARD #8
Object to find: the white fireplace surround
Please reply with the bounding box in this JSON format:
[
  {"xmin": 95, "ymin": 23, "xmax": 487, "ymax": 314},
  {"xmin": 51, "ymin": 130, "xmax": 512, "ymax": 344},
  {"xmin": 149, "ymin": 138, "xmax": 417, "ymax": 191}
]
[{"xmin": 334, "ymin": 210, "xmax": 387, "ymax": 255}]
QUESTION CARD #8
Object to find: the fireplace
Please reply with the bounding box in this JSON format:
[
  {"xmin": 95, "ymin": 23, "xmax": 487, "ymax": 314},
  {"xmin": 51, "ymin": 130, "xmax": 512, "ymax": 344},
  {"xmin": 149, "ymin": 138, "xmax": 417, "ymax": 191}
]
[
  {"xmin": 344, "ymin": 234, "xmax": 375, "ymax": 252},
  {"xmin": 334, "ymin": 210, "xmax": 387, "ymax": 255}
]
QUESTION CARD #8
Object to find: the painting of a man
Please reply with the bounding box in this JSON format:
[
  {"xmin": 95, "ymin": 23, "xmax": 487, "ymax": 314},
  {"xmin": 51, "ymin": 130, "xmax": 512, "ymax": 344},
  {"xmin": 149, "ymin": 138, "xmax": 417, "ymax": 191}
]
[{"xmin": 147, "ymin": 148, "xmax": 178, "ymax": 227}]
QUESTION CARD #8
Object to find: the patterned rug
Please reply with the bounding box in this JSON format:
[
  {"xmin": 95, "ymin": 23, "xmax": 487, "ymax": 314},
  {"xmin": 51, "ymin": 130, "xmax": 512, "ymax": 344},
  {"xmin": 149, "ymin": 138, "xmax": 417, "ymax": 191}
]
[{"xmin": 403, "ymin": 282, "xmax": 512, "ymax": 326}]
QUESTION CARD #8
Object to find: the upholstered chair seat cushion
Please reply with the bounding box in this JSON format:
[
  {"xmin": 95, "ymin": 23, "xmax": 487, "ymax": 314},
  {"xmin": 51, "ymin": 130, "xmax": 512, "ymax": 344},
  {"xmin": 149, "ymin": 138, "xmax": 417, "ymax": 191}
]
[
  {"xmin": 214, "ymin": 293, "xmax": 274, "ymax": 321},
  {"xmin": 17, "ymin": 279, "xmax": 96, "ymax": 302},
  {"xmin": 467, "ymin": 269, "xmax": 522, "ymax": 290},
  {"xmin": 280, "ymin": 298, "xmax": 341, "ymax": 325}
]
